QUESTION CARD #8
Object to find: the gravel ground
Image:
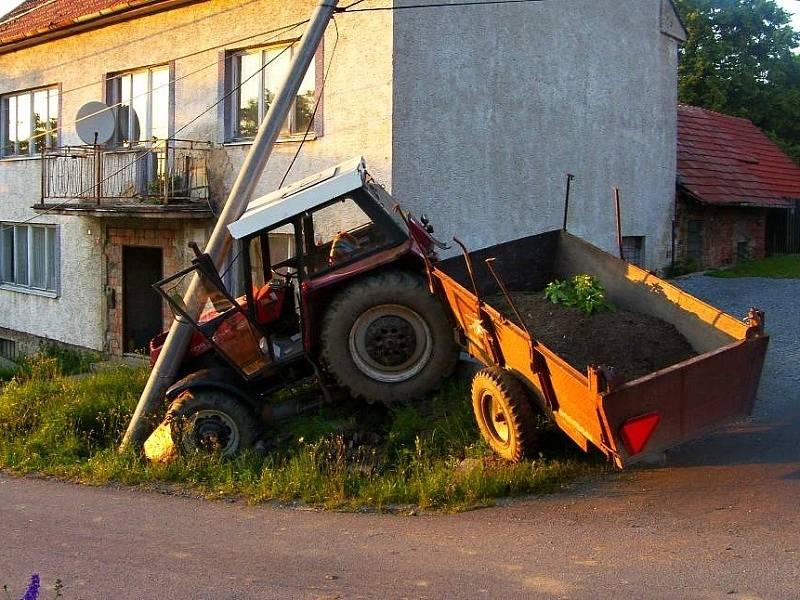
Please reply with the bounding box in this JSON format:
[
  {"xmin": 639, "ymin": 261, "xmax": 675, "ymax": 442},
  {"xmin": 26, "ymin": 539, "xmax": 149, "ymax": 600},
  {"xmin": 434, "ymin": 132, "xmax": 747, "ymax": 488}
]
[{"xmin": 675, "ymin": 273, "xmax": 799, "ymax": 419}]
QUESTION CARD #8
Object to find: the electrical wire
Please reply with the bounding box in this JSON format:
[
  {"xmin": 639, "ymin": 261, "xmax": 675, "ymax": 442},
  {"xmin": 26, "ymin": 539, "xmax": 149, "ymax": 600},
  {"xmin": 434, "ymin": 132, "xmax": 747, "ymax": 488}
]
[
  {"xmin": 279, "ymin": 16, "xmax": 340, "ymax": 188},
  {"xmin": 334, "ymin": 0, "xmax": 547, "ymax": 11},
  {"xmin": 16, "ymin": 19, "xmax": 308, "ymax": 147},
  {"xmin": 0, "ymin": 37, "xmax": 302, "ymax": 233}
]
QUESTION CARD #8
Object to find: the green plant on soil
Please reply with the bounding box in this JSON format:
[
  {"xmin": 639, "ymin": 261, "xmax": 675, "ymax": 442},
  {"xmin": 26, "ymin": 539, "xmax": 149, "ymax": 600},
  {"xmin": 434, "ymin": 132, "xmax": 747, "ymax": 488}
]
[
  {"xmin": 0, "ymin": 363, "xmax": 603, "ymax": 512},
  {"xmin": 544, "ymin": 274, "xmax": 609, "ymax": 315},
  {"xmin": 707, "ymin": 255, "xmax": 800, "ymax": 279}
]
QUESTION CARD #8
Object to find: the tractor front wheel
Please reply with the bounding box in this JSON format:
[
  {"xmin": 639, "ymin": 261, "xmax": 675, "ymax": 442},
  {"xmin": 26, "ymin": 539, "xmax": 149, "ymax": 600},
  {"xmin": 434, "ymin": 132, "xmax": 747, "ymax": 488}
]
[{"xmin": 166, "ymin": 389, "xmax": 258, "ymax": 457}]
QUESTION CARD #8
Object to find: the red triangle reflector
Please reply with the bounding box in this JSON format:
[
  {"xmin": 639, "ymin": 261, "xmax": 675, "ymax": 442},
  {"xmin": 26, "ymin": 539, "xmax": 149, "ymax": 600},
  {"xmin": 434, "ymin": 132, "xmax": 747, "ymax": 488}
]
[{"xmin": 620, "ymin": 412, "xmax": 661, "ymax": 456}]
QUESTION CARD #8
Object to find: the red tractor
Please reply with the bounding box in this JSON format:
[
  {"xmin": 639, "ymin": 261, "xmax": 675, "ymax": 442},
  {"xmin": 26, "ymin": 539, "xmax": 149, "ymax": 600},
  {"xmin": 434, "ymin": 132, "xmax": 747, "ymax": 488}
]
[{"xmin": 149, "ymin": 158, "xmax": 459, "ymax": 456}]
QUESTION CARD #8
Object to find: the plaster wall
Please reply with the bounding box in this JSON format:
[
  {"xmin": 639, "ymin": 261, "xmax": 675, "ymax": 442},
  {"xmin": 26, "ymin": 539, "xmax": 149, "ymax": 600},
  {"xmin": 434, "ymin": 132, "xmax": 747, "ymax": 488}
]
[{"xmin": 391, "ymin": 0, "xmax": 682, "ymax": 270}]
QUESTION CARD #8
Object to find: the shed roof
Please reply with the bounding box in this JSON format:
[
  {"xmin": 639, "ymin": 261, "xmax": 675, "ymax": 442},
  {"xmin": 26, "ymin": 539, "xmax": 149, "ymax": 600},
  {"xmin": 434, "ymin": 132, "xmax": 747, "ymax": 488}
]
[
  {"xmin": 0, "ymin": 0, "xmax": 199, "ymax": 52},
  {"xmin": 677, "ymin": 104, "xmax": 800, "ymax": 208}
]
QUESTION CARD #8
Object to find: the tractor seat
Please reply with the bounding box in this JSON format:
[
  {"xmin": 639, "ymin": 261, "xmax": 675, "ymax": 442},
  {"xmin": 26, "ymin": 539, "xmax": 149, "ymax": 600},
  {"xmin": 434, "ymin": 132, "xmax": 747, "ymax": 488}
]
[{"xmin": 253, "ymin": 282, "xmax": 286, "ymax": 325}]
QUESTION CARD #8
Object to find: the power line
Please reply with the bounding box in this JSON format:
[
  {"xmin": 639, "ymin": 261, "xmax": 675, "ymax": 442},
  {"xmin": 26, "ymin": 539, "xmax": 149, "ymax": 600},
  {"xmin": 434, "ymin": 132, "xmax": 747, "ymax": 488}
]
[
  {"xmin": 1, "ymin": 38, "xmax": 302, "ymax": 233},
  {"xmin": 279, "ymin": 16, "xmax": 340, "ymax": 188},
  {"xmin": 334, "ymin": 0, "xmax": 547, "ymax": 11},
  {"xmin": 17, "ymin": 19, "xmax": 308, "ymax": 147},
  {"xmin": 46, "ymin": 18, "xmax": 311, "ymax": 101}
]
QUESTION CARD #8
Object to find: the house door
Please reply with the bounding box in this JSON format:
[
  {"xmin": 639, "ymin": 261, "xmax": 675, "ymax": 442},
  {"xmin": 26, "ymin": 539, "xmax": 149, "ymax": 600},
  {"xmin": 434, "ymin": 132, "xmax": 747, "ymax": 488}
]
[{"xmin": 123, "ymin": 246, "xmax": 163, "ymax": 353}]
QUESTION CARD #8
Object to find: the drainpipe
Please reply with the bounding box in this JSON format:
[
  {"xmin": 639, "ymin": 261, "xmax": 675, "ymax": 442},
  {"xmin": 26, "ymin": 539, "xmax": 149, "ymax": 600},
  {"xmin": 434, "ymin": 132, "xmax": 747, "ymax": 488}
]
[{"xmin": 120, "ymin": 0, "xmax": 340, "ymax": 450}]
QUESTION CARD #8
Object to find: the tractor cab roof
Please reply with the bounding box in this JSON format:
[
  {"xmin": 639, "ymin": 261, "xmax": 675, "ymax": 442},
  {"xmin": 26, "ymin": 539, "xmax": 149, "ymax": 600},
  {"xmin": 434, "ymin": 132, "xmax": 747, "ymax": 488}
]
[{"xmin": 228, "ymin": 156, "xmax": 367, "ymax": 240}]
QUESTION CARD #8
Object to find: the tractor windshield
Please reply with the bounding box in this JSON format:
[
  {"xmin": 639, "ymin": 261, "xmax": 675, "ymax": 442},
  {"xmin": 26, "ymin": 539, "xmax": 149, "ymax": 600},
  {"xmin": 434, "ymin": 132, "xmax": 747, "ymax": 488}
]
[{"xmin": 155, "ymin": 257, "xmax": 270, "ymax": 379}]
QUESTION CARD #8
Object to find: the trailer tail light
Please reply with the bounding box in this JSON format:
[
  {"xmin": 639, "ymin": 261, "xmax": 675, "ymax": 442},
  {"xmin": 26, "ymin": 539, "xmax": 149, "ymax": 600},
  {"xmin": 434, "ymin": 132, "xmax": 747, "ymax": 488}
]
[{"xmin": 620, "ymin": 413, "xmax": 661, "ymax": 455}]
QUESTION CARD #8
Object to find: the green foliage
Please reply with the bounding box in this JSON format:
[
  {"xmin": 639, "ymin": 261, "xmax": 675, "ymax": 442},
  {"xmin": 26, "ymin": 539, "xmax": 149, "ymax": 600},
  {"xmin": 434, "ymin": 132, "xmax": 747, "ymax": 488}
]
[
  {"xmin": 0, "ymin": 369, "xmax": 602, "ymax": 512},
  {"xmin": 544, "ymin": 275, "xmax": 609, "ymax": 315},
  {"xmin": 707, "ymin": 254, "xmax": 800, "ymax": 278},
  {"xmin": 675, "ymin": 0, "xmax": 800, "ymax": 163}
]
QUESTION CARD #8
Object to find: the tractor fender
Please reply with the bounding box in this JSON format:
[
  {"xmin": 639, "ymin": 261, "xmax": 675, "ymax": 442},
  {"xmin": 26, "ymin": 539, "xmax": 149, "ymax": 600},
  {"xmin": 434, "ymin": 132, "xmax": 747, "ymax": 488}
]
[{"xmin": 165, "ymin": 368, "xmax": 256, "ymax": 410}]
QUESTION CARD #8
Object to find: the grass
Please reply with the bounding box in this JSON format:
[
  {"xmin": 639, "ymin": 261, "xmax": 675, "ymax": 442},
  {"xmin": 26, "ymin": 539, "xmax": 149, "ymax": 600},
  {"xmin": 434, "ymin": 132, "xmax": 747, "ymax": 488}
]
[
  {"xmin": 0, "ymin": 343, "xmax": 99, "ymax": 382},
  {"xmin": 707, "ymin": 254, "xmax": 800, "ymax": 279},
  {"xmin": 0, "ymin": 357, "xmax": 604, "ymax": 513}
]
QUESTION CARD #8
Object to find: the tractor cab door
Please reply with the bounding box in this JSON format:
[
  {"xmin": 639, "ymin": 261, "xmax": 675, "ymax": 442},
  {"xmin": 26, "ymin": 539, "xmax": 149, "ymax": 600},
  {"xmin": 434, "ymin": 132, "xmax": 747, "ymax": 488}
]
[{"xmin": 155, "ymin": 254, "xmax": 271, "ymax": 380}]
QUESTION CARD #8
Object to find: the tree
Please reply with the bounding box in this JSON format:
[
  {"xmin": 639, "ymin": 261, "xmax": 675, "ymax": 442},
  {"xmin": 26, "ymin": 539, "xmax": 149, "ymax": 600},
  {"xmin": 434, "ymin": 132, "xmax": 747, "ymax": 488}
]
[{"xmin": 675, "ymin": 0, "xmax": 800, "ymax": 161}]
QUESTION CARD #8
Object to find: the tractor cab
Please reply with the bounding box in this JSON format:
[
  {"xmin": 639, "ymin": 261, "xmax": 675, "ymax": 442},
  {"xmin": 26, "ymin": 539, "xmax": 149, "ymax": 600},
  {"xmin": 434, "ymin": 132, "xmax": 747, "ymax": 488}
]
[{"xmin": 153, "ymin": 157, "xmax": 422, "ymax": 382}]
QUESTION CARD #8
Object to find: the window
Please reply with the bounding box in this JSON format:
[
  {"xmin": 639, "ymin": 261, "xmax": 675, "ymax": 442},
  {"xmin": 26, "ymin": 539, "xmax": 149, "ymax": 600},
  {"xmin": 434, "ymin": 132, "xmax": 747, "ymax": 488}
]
[
  {"xmin": 621, "ymin": 236, "xmax": 646, "ymax": 267},
  {"xmin": 226, "ymin": 44, "xmax": 316, "ymax": 141},
  {"xmin": 304, "ymin": 196, "xmax": 394, "ymax": 275},
  {"xmin": 1, "ymin": 86, "xmax": 59, "ymax": 157},
  {"xmin": 687, "ymin": 220, "xmax": 703, "ymax": 261},
  {"xmin": 107, "ymin": 65, "xmax": 170, "ymax": 146},
  {"xmin": 0, "ymin": 338, "xmax": 15, "ymax": 361},
  {"xmin": 0, "ymin": 223, "xmax": 59, "ymax": 293}
]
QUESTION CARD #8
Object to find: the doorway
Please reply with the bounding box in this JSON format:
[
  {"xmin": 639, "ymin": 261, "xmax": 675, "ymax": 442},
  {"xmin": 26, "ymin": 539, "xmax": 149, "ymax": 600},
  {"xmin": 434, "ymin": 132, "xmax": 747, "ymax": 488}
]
[{"xmin": 123, "ymin": 246, "xmax": 163, "ymax": 353}]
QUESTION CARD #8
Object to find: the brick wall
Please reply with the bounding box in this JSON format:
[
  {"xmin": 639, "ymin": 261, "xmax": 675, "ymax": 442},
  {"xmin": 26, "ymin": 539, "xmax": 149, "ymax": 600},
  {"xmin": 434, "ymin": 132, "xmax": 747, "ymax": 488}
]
[
  {"xmin": 675, "ymin": 194, "xmax": 767, "ymax": 269},
  {"xmin": 104, "ymin": 223, "xmax": 179, "ymax": 355}
]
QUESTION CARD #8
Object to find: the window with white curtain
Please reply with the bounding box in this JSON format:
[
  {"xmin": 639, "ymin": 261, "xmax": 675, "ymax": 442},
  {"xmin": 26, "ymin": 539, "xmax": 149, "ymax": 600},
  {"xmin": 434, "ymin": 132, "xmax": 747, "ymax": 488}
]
[{"xmin": 0, "ymin": 223, "xmax": 59, "ymax": 294}]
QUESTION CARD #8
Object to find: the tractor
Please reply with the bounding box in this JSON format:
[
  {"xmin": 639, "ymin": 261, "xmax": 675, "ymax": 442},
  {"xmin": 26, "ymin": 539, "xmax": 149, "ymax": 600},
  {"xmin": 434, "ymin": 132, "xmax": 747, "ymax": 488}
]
[{"xmin": 148, "ymin": 157, "xmax": 460, "ymax": 456}]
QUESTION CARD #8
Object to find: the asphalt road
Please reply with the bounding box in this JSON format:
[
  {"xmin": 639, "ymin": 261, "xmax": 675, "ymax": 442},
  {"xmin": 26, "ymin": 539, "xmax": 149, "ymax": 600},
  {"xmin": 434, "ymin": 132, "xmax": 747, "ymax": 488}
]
[{"xmin": 1, "ymin": 276, "xmax": 798, "ymax": 599}]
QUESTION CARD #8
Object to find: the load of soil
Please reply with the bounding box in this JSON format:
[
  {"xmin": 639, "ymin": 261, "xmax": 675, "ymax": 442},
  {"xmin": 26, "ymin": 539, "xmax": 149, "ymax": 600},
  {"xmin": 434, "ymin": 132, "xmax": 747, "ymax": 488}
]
[{"xmin": 489, "ymin": 292, "xmax": 697, "ymax": 382}]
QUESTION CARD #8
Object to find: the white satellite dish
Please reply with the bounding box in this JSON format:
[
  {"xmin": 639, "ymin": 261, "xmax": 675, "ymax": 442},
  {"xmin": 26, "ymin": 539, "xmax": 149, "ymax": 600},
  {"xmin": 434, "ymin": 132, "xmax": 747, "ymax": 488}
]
[{"xmin": 75, "ymin": 101, "xmax": 116, "ymax": 145}]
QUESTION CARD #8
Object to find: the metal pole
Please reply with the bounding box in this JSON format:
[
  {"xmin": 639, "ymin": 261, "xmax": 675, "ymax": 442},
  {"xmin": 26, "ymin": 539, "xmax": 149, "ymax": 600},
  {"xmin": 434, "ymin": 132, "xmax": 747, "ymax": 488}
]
[
  {"xmin": 562, "ymin": 173, "xmax": 574, "ymax": 231},
  {"xmin": 613, "ymin": 187, "xmax": 624, "ymax": 261},
  {"xmin": 121, "ymin": 0, "xmax": 340, "ymax": 450}
]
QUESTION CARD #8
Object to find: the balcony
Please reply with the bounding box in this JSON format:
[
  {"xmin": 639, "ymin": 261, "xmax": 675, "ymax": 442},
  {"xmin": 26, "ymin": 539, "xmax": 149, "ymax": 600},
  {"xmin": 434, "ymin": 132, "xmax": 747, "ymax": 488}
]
[{"xmin": 34, "ymin": 140, "xmax": 215, "ymax": 219}]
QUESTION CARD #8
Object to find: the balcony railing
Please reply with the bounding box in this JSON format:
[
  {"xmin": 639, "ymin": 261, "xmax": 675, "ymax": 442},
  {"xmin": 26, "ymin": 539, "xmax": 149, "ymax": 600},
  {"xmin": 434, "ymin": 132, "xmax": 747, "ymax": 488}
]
[{"xmin": 40, "ymin": 139, "xmax": 212, "ymax": 208}]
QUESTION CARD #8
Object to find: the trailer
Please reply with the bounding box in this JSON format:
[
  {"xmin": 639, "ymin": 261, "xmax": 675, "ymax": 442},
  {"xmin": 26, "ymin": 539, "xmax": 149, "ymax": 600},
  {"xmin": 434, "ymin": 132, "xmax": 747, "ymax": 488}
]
[{"xmin": 428, "ymin": 229, "xmax": 769, "ymax": 467}]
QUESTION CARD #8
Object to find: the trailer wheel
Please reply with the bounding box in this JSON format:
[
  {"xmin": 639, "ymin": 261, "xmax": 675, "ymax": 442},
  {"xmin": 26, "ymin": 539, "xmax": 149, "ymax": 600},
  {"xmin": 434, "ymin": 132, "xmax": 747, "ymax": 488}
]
[
  {"xmin": 167, "ymin": 390, "xmax": 258, "ymax": 457},
  {"xmin": 321, "ymin": 271, "xmax": 459, "ymax": 403},
  {"xmin": 471, "ymin": 367, "xmax": 538, "ymax": 462}
]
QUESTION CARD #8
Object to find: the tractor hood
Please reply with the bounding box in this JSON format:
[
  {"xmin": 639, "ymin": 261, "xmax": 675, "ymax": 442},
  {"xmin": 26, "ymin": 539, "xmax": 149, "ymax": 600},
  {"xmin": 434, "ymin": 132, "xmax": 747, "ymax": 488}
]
[{"xmin": 228, "ymin": 157, "xmax": 367, "ymax": 240}]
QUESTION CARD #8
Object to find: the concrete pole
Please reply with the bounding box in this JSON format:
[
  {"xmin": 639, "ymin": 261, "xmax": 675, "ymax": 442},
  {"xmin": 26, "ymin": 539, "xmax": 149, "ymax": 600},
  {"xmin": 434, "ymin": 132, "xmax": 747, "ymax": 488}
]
[{"xmin": 121, "ymin": 0, "xmax": 340, "ymax": 450}]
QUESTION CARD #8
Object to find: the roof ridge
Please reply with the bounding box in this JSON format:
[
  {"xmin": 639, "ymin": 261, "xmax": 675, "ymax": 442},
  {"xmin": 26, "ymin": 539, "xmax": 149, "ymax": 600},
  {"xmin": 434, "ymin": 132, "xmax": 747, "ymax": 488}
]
[{"xmin": 678, "ymin": 103, "xmax": 755, "ymax": 125}]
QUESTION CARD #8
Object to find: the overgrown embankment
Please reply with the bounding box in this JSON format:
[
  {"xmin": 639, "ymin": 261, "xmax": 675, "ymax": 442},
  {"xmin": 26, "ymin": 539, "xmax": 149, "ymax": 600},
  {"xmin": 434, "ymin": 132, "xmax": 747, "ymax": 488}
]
[{"xmin": 0, "ymin": 355, "xmax": 602, "ymax": 512}]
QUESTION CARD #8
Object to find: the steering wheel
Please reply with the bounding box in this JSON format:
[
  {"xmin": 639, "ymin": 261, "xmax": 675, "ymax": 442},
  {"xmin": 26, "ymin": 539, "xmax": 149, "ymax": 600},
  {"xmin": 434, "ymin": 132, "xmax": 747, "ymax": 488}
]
[{"xmin": 271, "ymin": 257, "xmax": 297, "ymax": 284}]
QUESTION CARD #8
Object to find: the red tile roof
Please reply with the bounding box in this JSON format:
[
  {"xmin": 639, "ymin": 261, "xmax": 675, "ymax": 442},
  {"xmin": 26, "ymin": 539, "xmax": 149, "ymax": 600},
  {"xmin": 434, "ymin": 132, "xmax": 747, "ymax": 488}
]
[
  {"xmin": 0, "ymin": 0, "xmax": 177, "ymax": 48},
  {"xmin": 677, "ymin": 104, "xmax": 800, "ymax": 208}
]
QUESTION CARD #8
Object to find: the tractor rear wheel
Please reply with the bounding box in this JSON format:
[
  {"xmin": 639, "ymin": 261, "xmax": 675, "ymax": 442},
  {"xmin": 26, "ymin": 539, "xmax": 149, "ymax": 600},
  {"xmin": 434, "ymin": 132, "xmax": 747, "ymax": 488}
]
[
  {"xmin": 321, "ymin": 271, "xmax": 459, "ymax": 403},
  {"xmin": 166, "ymin": 389, "xmax": 258, "ymax": 457},
  {"xmin": 471, "ymin": 367, "xmax": 538, "ymax": 462}
]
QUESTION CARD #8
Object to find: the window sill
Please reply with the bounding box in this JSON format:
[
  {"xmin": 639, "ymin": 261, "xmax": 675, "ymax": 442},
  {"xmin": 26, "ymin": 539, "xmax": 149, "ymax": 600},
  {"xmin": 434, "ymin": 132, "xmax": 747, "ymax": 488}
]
[
  {"xmin": 0, "ymin": 284, "xmax": 58, "ymax": 299},
  {"xmin": 224, "ymin": 133, "xmax": 318, "ymax": 147},
  {"xmin": 0, "ymin": 155, "xmax": 43, "ymax": 163}
]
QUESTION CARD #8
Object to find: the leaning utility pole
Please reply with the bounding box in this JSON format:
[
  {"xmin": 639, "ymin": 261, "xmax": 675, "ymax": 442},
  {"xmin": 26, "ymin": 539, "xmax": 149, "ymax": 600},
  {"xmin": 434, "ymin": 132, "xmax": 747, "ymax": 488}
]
[{"xmin": 121, "ymin": 0, "xmax": 340, "ymax": 450}]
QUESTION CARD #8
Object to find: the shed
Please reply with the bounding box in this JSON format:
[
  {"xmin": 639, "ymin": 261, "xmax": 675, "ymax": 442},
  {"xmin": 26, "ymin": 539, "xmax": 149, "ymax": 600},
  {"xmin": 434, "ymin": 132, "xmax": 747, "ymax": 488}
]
[{"xmin": 675, "ymin": 104, "xmax": 800, "ymax": 269}]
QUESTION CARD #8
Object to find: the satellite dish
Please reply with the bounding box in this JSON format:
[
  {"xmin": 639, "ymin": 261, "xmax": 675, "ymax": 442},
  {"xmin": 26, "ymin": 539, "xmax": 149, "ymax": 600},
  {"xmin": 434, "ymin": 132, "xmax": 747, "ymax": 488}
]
[{"xmin": 75, "ymin": 101, "xmax": 116, "ymax": 145}]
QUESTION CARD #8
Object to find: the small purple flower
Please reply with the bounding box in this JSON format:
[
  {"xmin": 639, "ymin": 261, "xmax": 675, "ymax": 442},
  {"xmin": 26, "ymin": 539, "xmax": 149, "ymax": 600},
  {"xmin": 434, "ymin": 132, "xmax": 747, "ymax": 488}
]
[{"xmin": 20, "ymin": 573, "xmax": 40, "ymax": 600}]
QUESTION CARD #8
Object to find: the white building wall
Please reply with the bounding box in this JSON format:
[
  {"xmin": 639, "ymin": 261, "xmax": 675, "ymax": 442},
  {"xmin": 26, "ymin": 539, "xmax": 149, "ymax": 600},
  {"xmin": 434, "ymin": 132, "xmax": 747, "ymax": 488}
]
[{"xmin": 391, "ymin": 0, "xmax": 683, "ymax": 270}]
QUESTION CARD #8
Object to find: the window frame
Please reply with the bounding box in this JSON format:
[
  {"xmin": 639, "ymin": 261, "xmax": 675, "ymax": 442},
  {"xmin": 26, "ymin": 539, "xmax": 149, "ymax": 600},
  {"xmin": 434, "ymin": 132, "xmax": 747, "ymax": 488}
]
[
  {"xmin": 225, "ymin": 41, "xmax": 321, "ymax": 143},
  {"xmin": 0, "ymin": 222, "xmax": 60, "ymax": 296},
  {"xmin": 106, "ymin": 63, "xmax": 173, "ymax": 148},
  {"xmin": 621, "ymin": 235, "xmax": 646, "ymax": 268},
  {"xmin": 0, "ymin": 84, "xmax": 61, "ymax": 159}
]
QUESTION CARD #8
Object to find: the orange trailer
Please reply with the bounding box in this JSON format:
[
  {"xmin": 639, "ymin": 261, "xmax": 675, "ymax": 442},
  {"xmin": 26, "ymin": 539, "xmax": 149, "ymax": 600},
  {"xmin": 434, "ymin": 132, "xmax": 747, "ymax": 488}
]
[{"xmin": 430, "ymin": 230, "xmax": 768, "ymax": 467}]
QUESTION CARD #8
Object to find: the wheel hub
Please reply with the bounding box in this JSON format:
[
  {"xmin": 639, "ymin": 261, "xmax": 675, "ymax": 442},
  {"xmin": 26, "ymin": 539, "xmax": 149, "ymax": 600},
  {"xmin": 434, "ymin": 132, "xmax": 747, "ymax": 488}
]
[
  {"xmin": 349, "ymin": 304, "xmax": 433, "ymax": 384},
  {"xmin": 483, "ymin": 392, "xmax": 510, "ymax": 445},
  {"xmin": 184, "ymin": 410, "xmax": 239, "ymax": 455},
  {"xmin": 364, "ymin": 315, "xmax": 418, "ymax": 367}
]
